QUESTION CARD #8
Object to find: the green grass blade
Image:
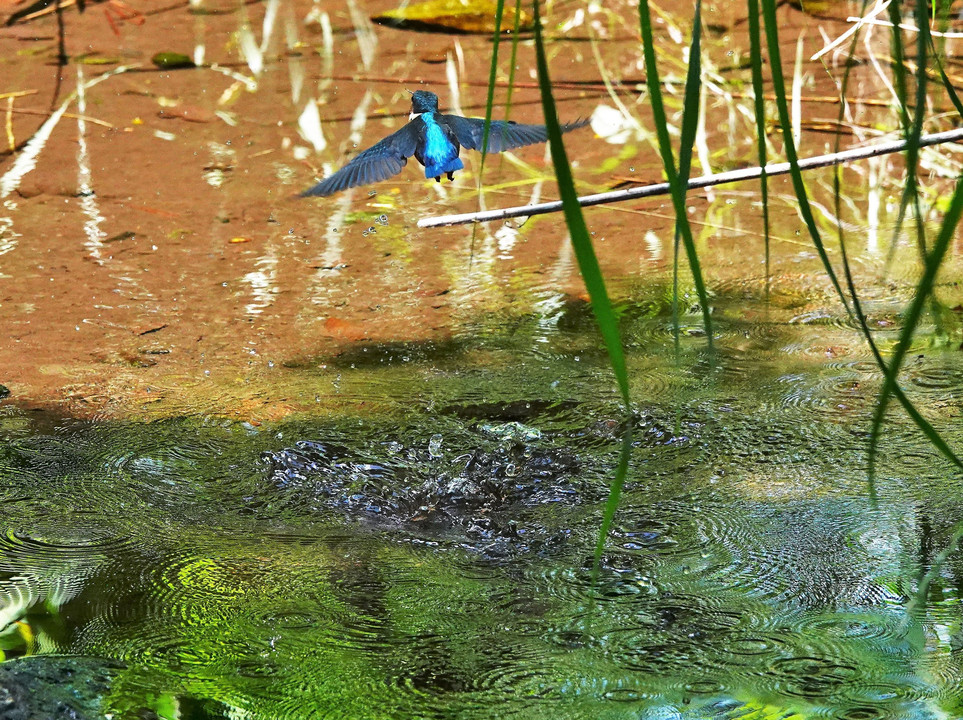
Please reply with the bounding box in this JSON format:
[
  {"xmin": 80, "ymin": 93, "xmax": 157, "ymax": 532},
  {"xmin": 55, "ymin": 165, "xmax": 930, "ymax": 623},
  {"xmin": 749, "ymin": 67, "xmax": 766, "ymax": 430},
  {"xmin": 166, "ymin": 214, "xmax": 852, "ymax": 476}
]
[
  {"xmin": 906, "ymin": 0, "xmax": 929, "ymax": 251},
  {"xmin": 479, "ymin": 0, "xmax": 507, "ymax": 175},
  {"xmin": 637, "ymin": 0, "xmax": 713, "ymax": 349},
  {"xmin": 746, "ymin": 0, "xmax": 771, "ymax": 298},
  {"xmin": 759, "ymin": 0, "xmax": 851, "ymax": 317},
  {"xmin": 931, "ymin": 45, "xmax": 963, "ymax": 120},
  {"xmin": 759, "ymin": 0, "xmax": 961, "ymax": 473},
  {"xmin": 595, "ymin": 425, "xmax": 633, "ymax": 568},
  {"xmin": 677, "ymin": 0, "xmax": 702, "ymax": 184},
  {"xmin": 868, "ymin": 174, "xmax": 963, "ymax": 472},
  {"xmin": 886, "ymin": 1, "xmax": 911, "ymax": 145},
  {"xmin": 504, "ymin": 0, "xmax": 524, "ymax": 115},
  {"xmin": 671, "ymin": 0, "xmax": 703, "ymax": 367},
  {"xmin": 885, "ymin": 0, "xmax": 928, "ymax": 261},
  {"xmin": 530, "ymin": 0, "xmax": 629, "ymax": 407},
  {"xmin": 530, "ymin": 0, "xmax": 632, "ymax": 563},
  {"xmin": 468, "ymin": 0, "xmax": 508, "ymax": 266}
]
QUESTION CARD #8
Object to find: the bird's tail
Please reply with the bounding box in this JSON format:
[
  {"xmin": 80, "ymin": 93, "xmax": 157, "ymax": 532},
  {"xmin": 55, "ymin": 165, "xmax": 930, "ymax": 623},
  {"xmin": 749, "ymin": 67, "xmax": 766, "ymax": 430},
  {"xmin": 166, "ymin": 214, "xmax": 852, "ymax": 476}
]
[{"xmin": 425, "ymin": 157, "xmax": 464, "ymax": 180}]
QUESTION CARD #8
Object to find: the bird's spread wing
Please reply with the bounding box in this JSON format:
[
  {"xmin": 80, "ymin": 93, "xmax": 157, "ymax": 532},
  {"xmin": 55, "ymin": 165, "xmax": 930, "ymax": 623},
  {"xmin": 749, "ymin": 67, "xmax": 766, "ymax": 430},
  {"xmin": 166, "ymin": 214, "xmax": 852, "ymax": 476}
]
[
  {"xmin": 444, "ymin": 115, "xmax": 589, "ymax": 154},
  {"xmin": 301, "ymin": 121, "xmax": 420, "ymax": 197}
]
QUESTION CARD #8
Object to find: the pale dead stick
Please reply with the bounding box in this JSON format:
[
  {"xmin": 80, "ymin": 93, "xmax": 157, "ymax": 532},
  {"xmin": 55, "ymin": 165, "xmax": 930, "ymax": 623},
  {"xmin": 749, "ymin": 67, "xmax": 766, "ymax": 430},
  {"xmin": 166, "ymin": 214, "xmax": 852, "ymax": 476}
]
[
  {"xmin": 8, "ymin": 106, "xmax": 114, "ymax": 128},
  {"xmin": 0, "ymin": 91, "xmax": 39, "ymax": 100},
  {"xmin": 3, "ymin": 88, "xmax": 111, "ymax": 152},
  {"xmin": 3, "ymin": 90, "xmax": 40, "ymax": 151},
  {"xmin": 5, "ymin": 97, "xmax": 13, "ymax": 152},
  {"xmin": 810, "ymin": 0, "xmax": 892, "ymax": 62},
  {"xmin": 811, "ymin": 0, "xmax": 963, "ymax": 60},
  {"xmin": 855, "ymin": 16, "xmax": 963, "ymax": 39},
  {"xmin": 417, "ymin": 127, "xmax": 963, "ymax": 228}
]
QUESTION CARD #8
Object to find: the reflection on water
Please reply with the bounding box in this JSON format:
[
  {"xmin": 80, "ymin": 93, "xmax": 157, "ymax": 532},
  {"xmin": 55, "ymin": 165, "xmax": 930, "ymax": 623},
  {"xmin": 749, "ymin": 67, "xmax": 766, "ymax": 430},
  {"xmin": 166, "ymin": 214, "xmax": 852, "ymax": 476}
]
[
  {"xmin": 0, "ymin": 211, "xmax": 21, "ymax": 258},
  {"xmin": 243, "ymin": 244, "xmax": 279, "ymax": 316},
  {"xmin": 1, "ymin": 288, "xmax": 963, "ymax": 719},
  {"xmin": 75, "ymin": 68, "xmax": 107, "ymax": 262}
]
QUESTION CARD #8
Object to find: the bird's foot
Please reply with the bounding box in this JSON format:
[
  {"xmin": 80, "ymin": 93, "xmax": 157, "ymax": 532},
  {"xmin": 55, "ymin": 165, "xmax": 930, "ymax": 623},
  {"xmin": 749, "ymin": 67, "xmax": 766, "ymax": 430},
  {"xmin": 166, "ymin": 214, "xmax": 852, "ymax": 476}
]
[
  {"xmin": 446, "ymin": 171, "xmax": 455, "ymax": 181},
  {"xmin": 434, "ymin": 176, "xmax": 441, "ymax": 183}
]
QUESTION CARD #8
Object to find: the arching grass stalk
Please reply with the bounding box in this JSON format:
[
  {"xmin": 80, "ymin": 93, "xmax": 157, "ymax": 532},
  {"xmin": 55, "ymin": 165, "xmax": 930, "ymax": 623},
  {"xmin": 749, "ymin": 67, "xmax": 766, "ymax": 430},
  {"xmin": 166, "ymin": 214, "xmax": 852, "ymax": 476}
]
[
  {"xmin": 811, "ymin": 0, "xmax": 955, "ymax": 482},
  {"xmin": 869, "ymin": 174, "xmax": 963, "ymax": 470},
  {"xmin": 759, "ymin": 0, "xmax": 852, "ymax": 317},
  {"xmin": 530, "ymin": 0, "xmax": 632, "ymax": 566},
  {"xmin": 637, "ymin": 0, "xmax": 713, "ymax": 352},
  {"xmin": 745, "ymin": 0, "xmax": 771, "ymax": 300},
  {"xmin": 503, "ymin": 0, "xmax": 523, "ymax": 113},
  {"xmin": 885, "ymin": 0, "xmax": 928, "ymax": 261},
  {"xmin": 901, "ymin": 0, "xmax": 963, "ymax": 626},
  {"xmin": 470, "ymin": 0, "xmax": 524, "ymax": 265},
  {"xmin": 479, "ymin": 0, "xmax": 507, "ymax": 178},
  {"xmin": 758, "ymin": 0, "xmax": 961, "ymax": 473},
  {"xmin": 815, "ymin": 0, "xmax": 962, "ymax": 478},
  {"xmin": 466, "ymin": 0, "xmax": 508, "ymax": 265},
  {"xmin": 673, "ymin": 0, "xmax": 704, "ymax": 368}
]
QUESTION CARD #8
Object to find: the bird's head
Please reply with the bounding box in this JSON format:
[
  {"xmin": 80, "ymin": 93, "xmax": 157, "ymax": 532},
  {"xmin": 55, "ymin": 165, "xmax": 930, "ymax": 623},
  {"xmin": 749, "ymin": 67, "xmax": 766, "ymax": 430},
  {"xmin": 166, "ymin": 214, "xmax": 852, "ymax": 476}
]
[{"xmin": 410, "ymin": 90, "xmax": 439, "ymax": 115}]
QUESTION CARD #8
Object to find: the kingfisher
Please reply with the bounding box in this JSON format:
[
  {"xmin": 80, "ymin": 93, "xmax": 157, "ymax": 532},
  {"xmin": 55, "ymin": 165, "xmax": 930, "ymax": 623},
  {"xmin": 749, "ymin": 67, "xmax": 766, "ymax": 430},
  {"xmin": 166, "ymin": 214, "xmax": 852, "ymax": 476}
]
[{"xmin": 301, "ymin": 90, "xmax": 589, "ymax": 197}]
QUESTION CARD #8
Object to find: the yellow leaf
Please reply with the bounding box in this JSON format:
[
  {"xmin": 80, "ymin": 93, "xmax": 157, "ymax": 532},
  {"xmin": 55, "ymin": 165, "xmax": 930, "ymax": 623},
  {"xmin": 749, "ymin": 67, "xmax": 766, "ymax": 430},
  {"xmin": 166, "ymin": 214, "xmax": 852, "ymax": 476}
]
[{"xmin": 373, "ymin": 0, "xmax": 530, "ymax": 34}]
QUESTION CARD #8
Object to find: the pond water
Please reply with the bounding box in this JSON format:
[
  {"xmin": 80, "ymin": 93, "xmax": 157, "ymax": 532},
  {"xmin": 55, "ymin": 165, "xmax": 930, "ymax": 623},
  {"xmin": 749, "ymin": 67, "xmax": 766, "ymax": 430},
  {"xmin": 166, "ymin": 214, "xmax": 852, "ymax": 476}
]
[
  {"xmin": 2, "ymin": 0, "xmax": 963, "ymax": 717},
  {"xmin": 2, "ymin": 285, "xmax": 963, "ymax": 719}
]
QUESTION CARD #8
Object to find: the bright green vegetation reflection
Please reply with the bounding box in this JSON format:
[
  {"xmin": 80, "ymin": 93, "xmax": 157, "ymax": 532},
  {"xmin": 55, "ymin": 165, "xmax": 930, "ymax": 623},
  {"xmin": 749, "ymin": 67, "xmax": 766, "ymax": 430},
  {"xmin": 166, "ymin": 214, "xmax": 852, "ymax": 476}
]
[{"xmin": 1, "ymin": 284, "xmax": 963, "ymax": 720}]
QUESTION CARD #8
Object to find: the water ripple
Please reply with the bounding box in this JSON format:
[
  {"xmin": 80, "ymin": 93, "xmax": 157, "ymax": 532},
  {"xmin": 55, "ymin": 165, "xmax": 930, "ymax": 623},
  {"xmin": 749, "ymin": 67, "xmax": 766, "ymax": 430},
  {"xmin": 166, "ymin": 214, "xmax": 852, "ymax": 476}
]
[{"xmin": 906, "ymin": 362, "xmax": 963, "ymax": 398}]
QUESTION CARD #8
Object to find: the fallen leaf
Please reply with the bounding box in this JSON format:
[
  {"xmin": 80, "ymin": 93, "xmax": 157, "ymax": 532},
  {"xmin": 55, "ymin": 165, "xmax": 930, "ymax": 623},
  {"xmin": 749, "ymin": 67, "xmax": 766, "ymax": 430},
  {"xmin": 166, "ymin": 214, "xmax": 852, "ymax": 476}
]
[
  {"xmin": 373, "ymin": 0, "xmax": 530, "ymax": 34},
  {"xmin": 151, "ymin": 52, "xmax": 195, "ymax": 69}
]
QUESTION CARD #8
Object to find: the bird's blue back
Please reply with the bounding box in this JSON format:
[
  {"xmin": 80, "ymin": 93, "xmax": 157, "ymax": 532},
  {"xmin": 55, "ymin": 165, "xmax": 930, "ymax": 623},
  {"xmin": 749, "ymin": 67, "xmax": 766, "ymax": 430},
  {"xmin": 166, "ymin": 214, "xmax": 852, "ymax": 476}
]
[{"xmin": 417, "ymin": 112, "xmax": 464, "ymax": 179}]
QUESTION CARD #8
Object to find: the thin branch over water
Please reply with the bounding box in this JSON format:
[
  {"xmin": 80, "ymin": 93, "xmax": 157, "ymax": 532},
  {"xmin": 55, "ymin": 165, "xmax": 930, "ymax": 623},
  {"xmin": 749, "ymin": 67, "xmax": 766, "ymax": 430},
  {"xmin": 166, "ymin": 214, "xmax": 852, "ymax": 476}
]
[{"xmin": 418, "ymin": 127, "xmax": 963, "ymax": 228}]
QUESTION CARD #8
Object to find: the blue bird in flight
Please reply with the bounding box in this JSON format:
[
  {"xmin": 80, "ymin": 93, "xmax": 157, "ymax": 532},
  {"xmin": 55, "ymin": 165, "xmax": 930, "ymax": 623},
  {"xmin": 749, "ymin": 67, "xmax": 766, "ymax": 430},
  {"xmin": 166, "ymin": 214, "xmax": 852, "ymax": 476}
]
[{"xmin": 301, "ymin": 90, "xmax": 590, "ymax": 197}]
